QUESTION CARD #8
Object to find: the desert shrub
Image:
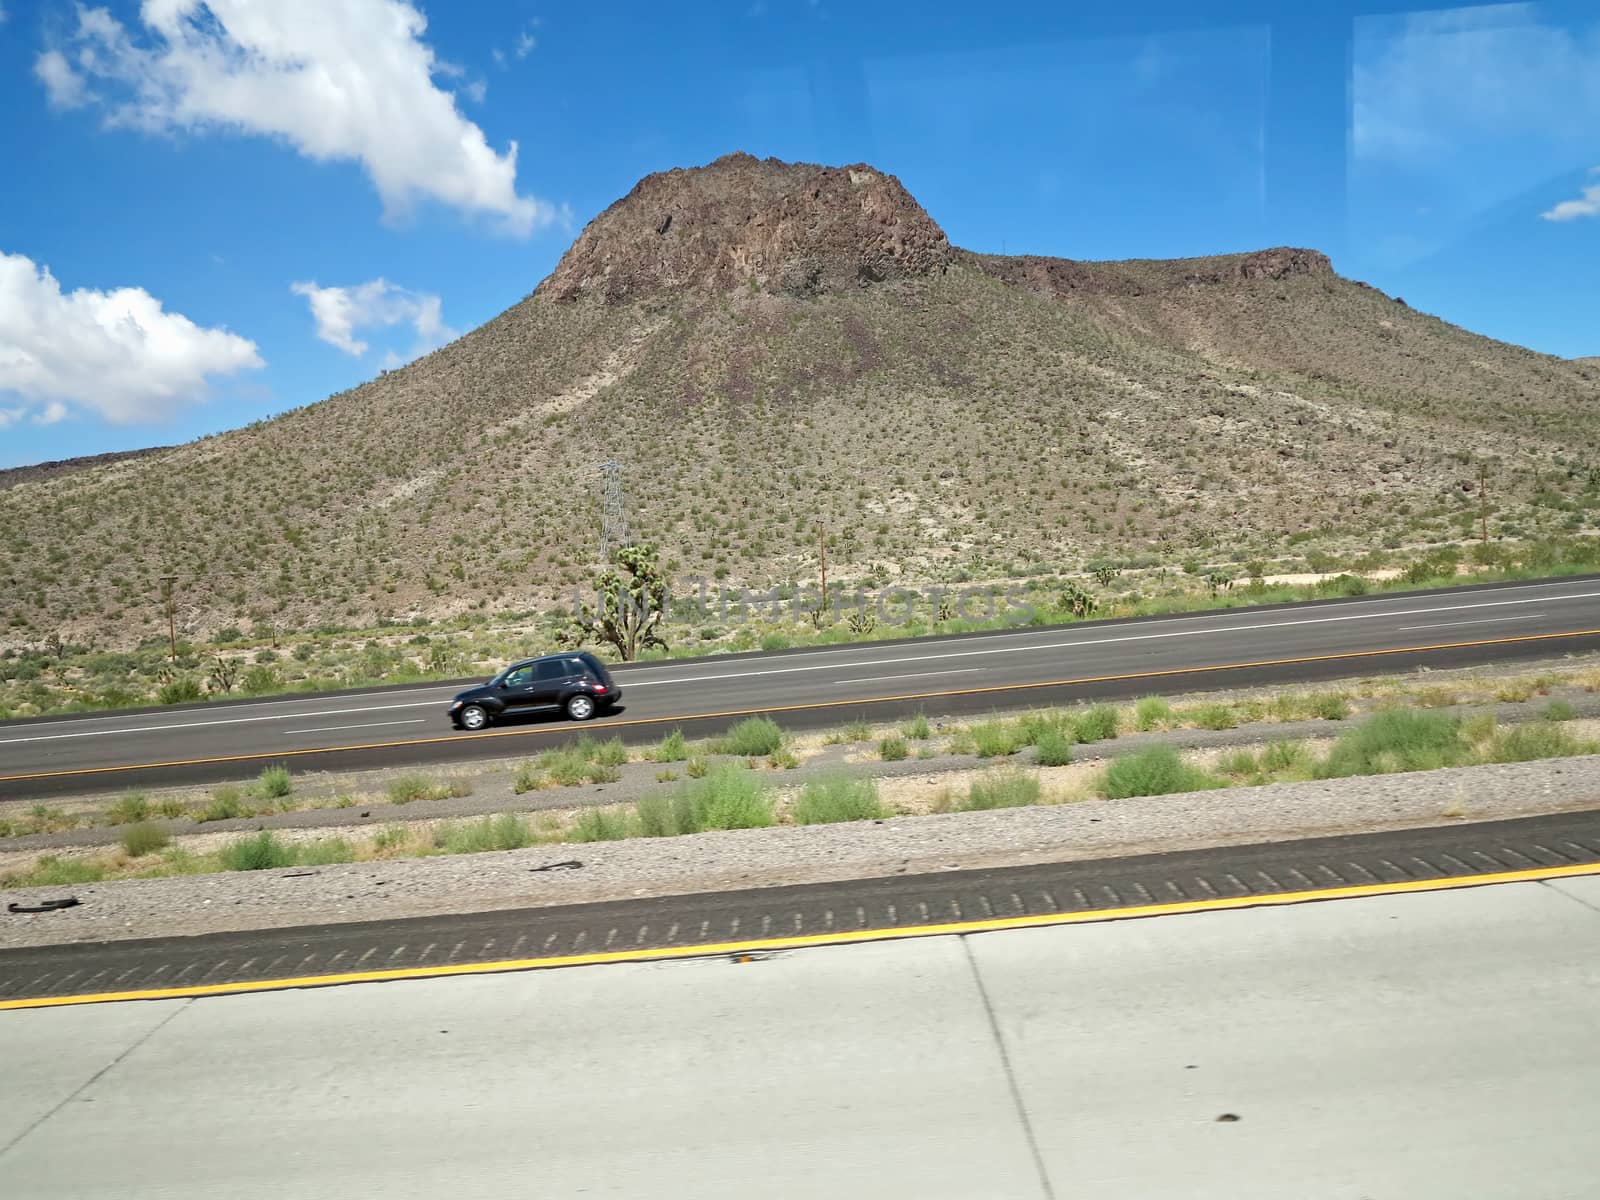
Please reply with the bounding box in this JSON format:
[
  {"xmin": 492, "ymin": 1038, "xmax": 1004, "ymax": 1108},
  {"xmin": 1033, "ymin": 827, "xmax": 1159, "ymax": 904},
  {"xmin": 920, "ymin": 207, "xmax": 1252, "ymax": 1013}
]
[
  {"xmin": 878, "ymin": 735, "xmax": 908, "ymax": 761},
  {"xmin": 1100, "ymin": 746, "xmax": 1220, "ymax": 799},
  {"xmin": 961, "ymin": 770, "xmax": 1042, "ymax": 811},
  {"xmin": 1133, "ymin": 697, "xmax": 1173, "ymax": 731},
  {"xmin": 677, "ymin": 765, "xmax": 773, "ymax": 831},
  {"xmin": 297, "ymin": 838, "xmax": 356, "ymax": 866},
  {"xmin": 571, "ymin": 807, "xmax": 633, "ymax": 842},
  {"xmin": 386, "ymin": 774, "xmax": 468, "ymax": 804},
  {"xmin": 826, "ymin": 719, "xmax": 873, "ymax": 744},
  {"xmin": 1033, "ymin": 728, "xmax": 1073, "ymax": 767},
  {"xmin": 971, "ymin": 721, "xmax": 1022, "ymax": 758},
  {"xmin": 1073, "ymin": 705, "xmax": 1119, "ymax": 743},
  {"xmin": 1216, "ymin": 749, "xmax": 1260, "ymax": 778},
  {"xmin": 1481, "ymin": 721, "xmax": 1593, "ymax": 764},
  {"xmin": 219, "ymin": 831, "xmax": 295, "ymax": 871},
  {"xmin": 157, "ymin": 677, "xmax": 203, "ymax": 705},
  {"xmin": 198, "ymin": 785, "xmax": 250, "ymax": 823},
  {"xmin": 240, "ymin": 665, "xmax": 283, "ymax": 696},
  {"xmin": 6, "ymin": 855, "xmax": 108, "ymax": 888},
  {"xmin": 1305, "ymin": 693, "xmax": 1351, "ymax": 720},
  {"xmin": 256, "ymin": 765, "xmax": 292, "ymax": 799},
  {"xmin": 1260, "ymin": 740, "xmax": 1313, "ymax": 775},
  {"xmin": 540, "ymin": 748, "xmax": 588, "ymax": 786},
  {"xmin": 1190, "ymin": 704, "xmax": 1238, "ymax": 731},
  {"xmin": 1014, "ymin": 711, "xmax": 1069, "ymax": 746},
  {"xmin": 1315, "ymin": 711, "xmax": 1469, "ymax": 778},
  {"xmin": 438, "ymin": 814, "xmax": 535, "ymax": 854},
  {"xmin": 792, "ymin": 774, "xmax": 886, "ymax": 825},
  {"xmin": 119, "ymin": 822, "xmax": 170, "ymax": 857},
  {"xmin": 653, "ymin": 729, "xmax": 688, "ymax": 762},
  {"xmin": 106, "ymin": 792, "xmax": 152, "ymax": 825},
  {"xmin": 717, "ymin": 717, "xmax": 784, "ymax": 757}
]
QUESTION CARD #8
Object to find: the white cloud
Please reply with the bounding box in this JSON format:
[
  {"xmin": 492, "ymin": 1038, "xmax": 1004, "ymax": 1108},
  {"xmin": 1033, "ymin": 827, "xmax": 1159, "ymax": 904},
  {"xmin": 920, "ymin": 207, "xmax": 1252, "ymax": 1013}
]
[
  {"xmin": 1542, "ymin": 169, "xmax": 1600, "ymax": 221},
  {"xmin": 37, "ymin": 1, "xmax": 556, "ymax": 236},
  {"xmin": 1355, "ymin": 8, "xmax": 1600, "ymax": 163},
  {"xmin": 34, "ymin": 49, "xmax": 88, "ymax": 109},
  {"xmin": 291, "ymin": 278, "xmax": 457, "ymax": 361},
  {"xmin": 0, "ymin": 249, "xmax": 263, "ymax": 426},
  {"xmin": 516, "ymin": 30, "xmax": 538, "ymax": 59}
]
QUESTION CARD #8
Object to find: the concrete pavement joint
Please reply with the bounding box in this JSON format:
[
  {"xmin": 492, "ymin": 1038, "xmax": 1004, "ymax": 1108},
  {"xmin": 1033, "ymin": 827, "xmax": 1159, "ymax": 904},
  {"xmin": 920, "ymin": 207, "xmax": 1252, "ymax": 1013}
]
[
  {"xmin": 962, "ymin": 937, "xmax": 1057, "ymax": 1200},
  {"xmin": 0, "ymin": 997, "xmax": 191, "ymax": 1160}
]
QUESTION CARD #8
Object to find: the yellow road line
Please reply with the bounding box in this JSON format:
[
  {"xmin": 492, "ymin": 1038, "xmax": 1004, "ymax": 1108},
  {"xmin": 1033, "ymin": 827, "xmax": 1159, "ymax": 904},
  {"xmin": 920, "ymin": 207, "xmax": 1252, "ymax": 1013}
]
[
  {"xmin": 5, "ymin": 860, "xmax": 1598, "ymax": 1011},
  {"xmin": 4, "ymin": 626, "xmax": 1600, "ymax": 787}
]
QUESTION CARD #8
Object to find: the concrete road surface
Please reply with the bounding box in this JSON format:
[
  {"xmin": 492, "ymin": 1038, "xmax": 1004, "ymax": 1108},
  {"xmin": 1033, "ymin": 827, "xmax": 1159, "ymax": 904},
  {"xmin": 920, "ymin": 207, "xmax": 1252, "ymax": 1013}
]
[
  {"xmin": 4, "ymin": 875, "xmax": 1600, "ymax": 1198},
  {"xmin": 3, "ymin": 574, "xmax": 1599, "ymax": 798}
]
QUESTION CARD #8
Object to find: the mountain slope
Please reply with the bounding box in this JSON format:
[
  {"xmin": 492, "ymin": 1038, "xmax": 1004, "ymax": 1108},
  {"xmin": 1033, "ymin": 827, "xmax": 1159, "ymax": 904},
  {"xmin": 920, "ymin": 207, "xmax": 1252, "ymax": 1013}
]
[{"xmin": 2, "ymin": 153, "xmax": 1595, "ymax": 648}]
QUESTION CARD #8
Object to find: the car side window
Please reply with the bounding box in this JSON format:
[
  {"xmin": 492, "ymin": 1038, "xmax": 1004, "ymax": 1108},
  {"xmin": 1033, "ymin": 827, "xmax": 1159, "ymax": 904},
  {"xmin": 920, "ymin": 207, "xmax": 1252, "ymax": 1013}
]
[
  {"xmin": 504, "ymin": 666, "xmax": 534, "ymax": 688},
  {"xmin": 567, "ymin": 658, "xmax": 593, "ymax": 678},
  {"xmin": 534, "ymin": 659, "xmax": 568, "ymax": 681}
]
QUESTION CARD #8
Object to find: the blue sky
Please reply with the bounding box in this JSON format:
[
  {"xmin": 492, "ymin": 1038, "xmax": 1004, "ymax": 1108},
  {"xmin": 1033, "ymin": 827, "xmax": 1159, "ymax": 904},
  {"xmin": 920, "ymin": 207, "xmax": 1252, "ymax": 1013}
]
[{"xmin": 1, "ymin": 0, "xmax": 1597, "ymax": 469}]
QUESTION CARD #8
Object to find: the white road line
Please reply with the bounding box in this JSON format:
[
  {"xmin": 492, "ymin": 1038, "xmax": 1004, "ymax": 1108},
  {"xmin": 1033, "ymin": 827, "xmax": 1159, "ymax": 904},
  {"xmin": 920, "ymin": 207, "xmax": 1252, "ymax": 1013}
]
[
  {"xmin": 282, "ymin": 719, "xmax": 428, "ymax": 735},
  {"xmin": 0, "ymin": 700, "xmax": 446, "ymax": 747},
  {"xmin": 835, "ymin": 668, "xmax": 987, "ymax": 686},
  {"xmin": 1397, "ymin": 614, "xmax": 1545, "ymax": 632},
  {"xmin": 608, "ymin": 576, "xmax": 1600, "ymax": 672},
  {"xmin": 0, "ymin": 685, "xmax": 470, "ymax": 732},
  {"xmin": 4, "ymin": 582, "xmax": 1596, "ymax": 745},
  {"xmin": 607, "ymin": 575, "xmax": 1600, "ymax": 672},
  {"xmin": 616, "ymin": 590, "xmax": 1600, "ymax": 688}
]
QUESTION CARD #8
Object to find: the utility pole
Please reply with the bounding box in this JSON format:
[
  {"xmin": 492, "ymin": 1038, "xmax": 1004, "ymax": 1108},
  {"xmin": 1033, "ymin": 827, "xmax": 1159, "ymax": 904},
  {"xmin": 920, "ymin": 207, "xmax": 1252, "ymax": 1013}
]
[
  {"xmin": 1478, "ymin": 461, "xmax": 1489, "ymax": 544},
  {"xmin": 817, "ymin": 523, "xmax": 828, "ymax": 620},
  {"xmin": 160, "ymin": 574, "xmax": 178, "ymax": 664}
]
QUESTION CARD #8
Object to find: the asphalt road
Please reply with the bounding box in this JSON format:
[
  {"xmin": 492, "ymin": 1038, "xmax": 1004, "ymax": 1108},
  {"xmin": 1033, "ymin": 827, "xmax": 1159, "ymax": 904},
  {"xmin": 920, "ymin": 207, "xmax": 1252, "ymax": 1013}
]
[
  {"xmin": 5, "ymin": 871, "xmax": 1599, "ymax": 1198},
  {"xmin": 3, "ymin": 575, "xmax": 1598, "ymax": 798}
]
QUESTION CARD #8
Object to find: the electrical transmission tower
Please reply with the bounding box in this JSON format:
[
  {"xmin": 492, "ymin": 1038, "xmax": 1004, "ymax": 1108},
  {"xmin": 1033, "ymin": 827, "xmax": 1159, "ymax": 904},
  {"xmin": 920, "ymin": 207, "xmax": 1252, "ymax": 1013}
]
[{"xmin": 598, "ymin": 459, "xmax": 631, "ymax": 562}]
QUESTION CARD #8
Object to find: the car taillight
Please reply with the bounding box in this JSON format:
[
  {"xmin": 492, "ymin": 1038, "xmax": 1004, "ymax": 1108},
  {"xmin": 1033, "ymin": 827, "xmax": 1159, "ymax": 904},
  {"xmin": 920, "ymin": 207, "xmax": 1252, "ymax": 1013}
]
[{"xmin": 592, "ymin": 684, "xmax": 607, "ymax": 693}]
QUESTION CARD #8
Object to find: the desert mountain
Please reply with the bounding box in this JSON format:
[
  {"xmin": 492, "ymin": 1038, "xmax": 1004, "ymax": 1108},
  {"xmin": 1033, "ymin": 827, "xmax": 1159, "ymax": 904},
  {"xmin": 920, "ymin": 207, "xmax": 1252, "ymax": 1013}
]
[{"xmin": 2, "ymin": 152, "xmax": 1596, "ymax": 648}]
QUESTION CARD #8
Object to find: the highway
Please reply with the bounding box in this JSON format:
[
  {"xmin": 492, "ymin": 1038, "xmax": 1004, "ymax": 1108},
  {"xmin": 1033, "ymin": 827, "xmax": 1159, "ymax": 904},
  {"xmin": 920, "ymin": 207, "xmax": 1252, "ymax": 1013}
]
[
  {"xmin": 4, "ymin": 863, "xmax": 1599, "ymax": 1197},
  {"xmin": 2, "ymin": 574, "xmax": 1598, "ymax": 798}
]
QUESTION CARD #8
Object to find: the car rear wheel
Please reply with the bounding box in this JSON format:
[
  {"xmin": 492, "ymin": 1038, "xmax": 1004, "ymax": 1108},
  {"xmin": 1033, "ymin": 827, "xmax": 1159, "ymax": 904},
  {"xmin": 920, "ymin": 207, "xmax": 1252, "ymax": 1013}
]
[
  {"xmin": 566, "ymin": 694, "xmax": 596, "ymax": 721},
  {"xmin": 459, "ymin": 703, "xmax": 490, "ymax": 731}
]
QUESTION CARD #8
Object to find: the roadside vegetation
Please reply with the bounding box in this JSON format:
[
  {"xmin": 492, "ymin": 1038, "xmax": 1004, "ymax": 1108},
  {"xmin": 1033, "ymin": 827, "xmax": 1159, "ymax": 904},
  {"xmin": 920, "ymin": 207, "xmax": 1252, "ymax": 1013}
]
[
  {"xmin": 5, "ymin": 690, "xmax": 1595, "ymax": 890},
  {"xmin": 4, "ymin": 660, "xmax": 1598, "ymax": 845},
  {"xmin": 5, "ymin": 532, "xmax": 1600, "ymax": 723}
]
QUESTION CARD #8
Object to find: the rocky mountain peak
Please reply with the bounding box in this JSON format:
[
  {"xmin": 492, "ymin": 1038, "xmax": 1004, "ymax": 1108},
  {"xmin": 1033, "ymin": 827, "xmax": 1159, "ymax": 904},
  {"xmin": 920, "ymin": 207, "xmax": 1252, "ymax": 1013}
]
[{"xmin": 538, "ymin": 152, "xmax": 954, "ymax": 303}]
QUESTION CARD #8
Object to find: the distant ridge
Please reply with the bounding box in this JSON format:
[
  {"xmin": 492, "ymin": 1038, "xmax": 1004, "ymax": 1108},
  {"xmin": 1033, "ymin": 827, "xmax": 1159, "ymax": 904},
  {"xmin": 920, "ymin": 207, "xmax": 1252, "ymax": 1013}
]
[{"xmin": 0, "ymin": 445, "xmax": 173, "ymax": 491}]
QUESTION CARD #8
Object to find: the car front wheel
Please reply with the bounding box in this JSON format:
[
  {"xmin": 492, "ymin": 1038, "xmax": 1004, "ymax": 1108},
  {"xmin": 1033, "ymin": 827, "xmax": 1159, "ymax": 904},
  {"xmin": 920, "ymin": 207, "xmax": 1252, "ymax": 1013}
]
[
  {"xmin": 566, "ymin": 694, "xmax": 596, "ymax": 721},
  {"xmin": 458, "ymin": 703, "xmax": 490, "ymax": 731}
]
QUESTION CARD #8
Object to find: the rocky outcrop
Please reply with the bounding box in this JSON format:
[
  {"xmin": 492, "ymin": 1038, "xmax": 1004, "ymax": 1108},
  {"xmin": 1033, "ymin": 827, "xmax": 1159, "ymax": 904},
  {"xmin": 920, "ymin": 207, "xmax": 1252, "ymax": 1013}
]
[{"xmin": 538, "ymin": 152, "xmax": 954, "ymax": 303}]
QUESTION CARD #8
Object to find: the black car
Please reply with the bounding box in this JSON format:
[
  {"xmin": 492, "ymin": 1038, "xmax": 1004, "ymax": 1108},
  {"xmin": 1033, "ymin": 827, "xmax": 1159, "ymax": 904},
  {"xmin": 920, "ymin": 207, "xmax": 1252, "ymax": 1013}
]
[{"xmin": 448, "ymin": 651, "xmax": 620, "ymax": 730}]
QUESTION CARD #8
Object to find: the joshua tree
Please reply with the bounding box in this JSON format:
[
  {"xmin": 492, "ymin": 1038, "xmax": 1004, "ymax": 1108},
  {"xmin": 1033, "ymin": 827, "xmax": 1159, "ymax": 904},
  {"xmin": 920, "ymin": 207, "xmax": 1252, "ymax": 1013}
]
[{"xmin": 567, "ymin": 544, "xmax": 670, "ymax": 661}]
